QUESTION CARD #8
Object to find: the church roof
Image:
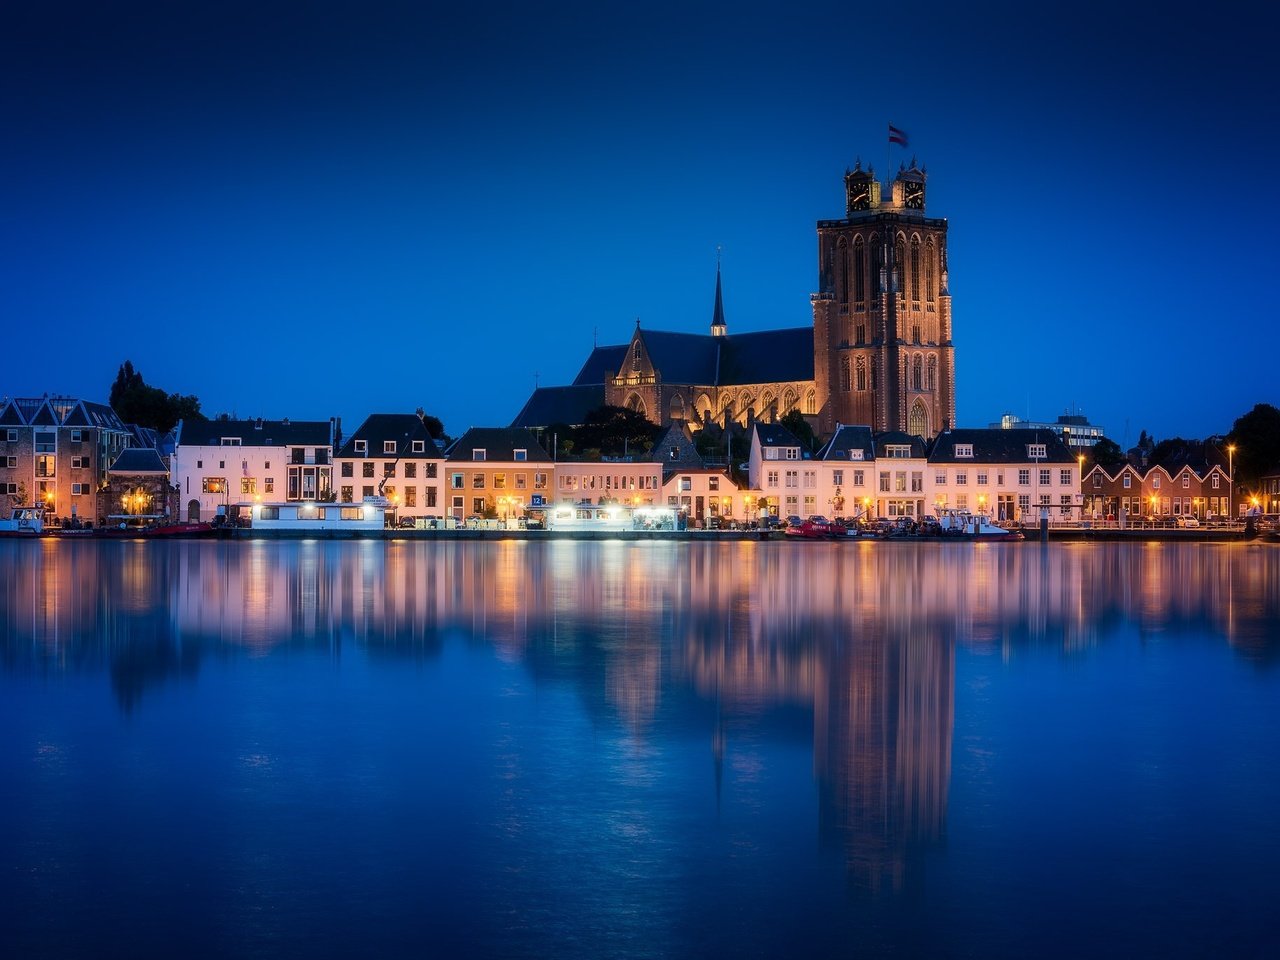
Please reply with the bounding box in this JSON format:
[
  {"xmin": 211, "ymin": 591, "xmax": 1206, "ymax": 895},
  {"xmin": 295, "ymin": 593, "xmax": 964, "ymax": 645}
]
[
  {"xmin": 717, "ymin": 328, "xmax": 814, "ymax": 385},
  {"xmin": 510, "ymin": 384, "xmax": 605, "ymax": 429},
  {"xmin": 572, "ymin": 345, "xmax": 629, "ymax": 385}
]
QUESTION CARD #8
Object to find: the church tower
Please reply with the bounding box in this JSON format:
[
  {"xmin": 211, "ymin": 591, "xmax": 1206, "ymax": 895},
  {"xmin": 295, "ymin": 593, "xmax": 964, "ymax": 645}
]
[{"xmin": 811, "ymin": 158, "xmax": 955, "ymax": 438}]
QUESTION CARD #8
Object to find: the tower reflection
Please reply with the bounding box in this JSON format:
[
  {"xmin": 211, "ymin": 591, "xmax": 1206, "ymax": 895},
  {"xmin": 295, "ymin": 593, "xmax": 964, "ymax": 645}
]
[{"xmin": 1, "ymin": 539, "xmax": 1276, "ymax": 888}]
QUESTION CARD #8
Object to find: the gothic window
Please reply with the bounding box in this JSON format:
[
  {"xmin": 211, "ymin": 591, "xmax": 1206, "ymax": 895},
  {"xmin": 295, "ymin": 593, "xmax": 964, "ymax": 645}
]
[
  {"xmin": 908, "ymin": 400, "xmax": 929, "ymax": 438},
  {"xmin": 781, "ymin": 388, "xmax": 798, "ymax": 414},
  {"xmin": 856, "ymin": 323, "xmax": 865, "ymax": 345},
  {"xmin": 631, "ymin": 342, "xmax": 642, "ymax": 371},
  {"xmin": 804, "ymin": 390, "xmax": 817, "ymax": 415},
  {"xmin": 856, "ymin": 356, "xmax": 867, "ymax": 392},
  {"xmin": 912, "ymin": 355, "xmax": 923, "ymax": 391},
  {"xmin": 912, "ymin": 324, "xmax": 921, "ymax": 344},
  {"xmin": 910, "ymin": 237, "xmax": 920, "ymax": 302},
  {"xmin": 840, "ymin": 356, "xmax": 851, "ymax": 392},
  {"xmin": 894, "ymin": 237, "xmax": 905, "ymax": 297},
  {"xmin": 870, "ymin": 237, "xmax": 881, "ymax": 300},
  {"xmin": 854, "ymin": 237, "xmax": 866, "ymax": 303},
  {"xmin": 837, "ymin": 238, "xmax": 849, "ymax": 305},
  {"xmin": 927, "ymin": 355, "xmax": 937, "ymax": 391},
  {"xmin": 926, "ymin": 238, "xmax": 936, "ymax": 304}
]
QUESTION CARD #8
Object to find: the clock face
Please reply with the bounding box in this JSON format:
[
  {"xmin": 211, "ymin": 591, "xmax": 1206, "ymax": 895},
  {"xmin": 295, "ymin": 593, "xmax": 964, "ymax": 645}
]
[
  {"xmin": 903, "ymin": 181, "xmax": 924, "ymax": 209},
  {"xmin": 848, "ymin": 183, "xmax": 870, "ymax": 211}
]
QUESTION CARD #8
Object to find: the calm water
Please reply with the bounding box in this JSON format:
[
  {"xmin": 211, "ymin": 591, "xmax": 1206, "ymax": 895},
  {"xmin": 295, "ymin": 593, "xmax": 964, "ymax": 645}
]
[{"xmin": 2, "ymin": 539, "xmax": 1279, "ymax": 959}]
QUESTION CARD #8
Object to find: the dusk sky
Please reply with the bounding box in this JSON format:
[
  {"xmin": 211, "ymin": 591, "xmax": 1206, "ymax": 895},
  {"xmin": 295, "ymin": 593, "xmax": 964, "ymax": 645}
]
[{"xmin": 4, "ymin": 1, "xmax": 1276, "ymax": 444}]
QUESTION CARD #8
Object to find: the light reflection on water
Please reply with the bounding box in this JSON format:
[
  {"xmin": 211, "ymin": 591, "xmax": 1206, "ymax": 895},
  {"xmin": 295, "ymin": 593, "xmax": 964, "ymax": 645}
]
[{"xmin": 1, "ymin": 539, "xmax": 1278, "ymax": 959}]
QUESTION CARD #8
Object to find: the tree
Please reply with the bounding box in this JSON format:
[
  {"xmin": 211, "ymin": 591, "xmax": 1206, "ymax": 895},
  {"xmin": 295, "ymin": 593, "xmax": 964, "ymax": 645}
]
[
  {"xmin": 1227, "ymin": 403, "xmax": 1280, "ymax": 489},
  {"xmin": 779, "ymin": 410, "xmax": 817, "ymax": 452},
  {"xmin": 1091, "ymin": 437, "xmax": 1126, "ymax": 469},
  {"xmin": 109, "ymin": 360, "xmax": 205, "ymax": 434},
  {"xmin": 574, "ymin": 406, "xmax": 661, "ymax": 459}
]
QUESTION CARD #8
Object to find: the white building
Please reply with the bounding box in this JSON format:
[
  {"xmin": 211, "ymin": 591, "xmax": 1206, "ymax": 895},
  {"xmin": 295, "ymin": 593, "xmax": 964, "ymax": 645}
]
[
  {"xmin": 171, "ymin": 417, "xmax": 336, "ymax": 522},
  {"xmin": 927, "ymin": 428, "xmax": 1081, "ymax": 522},
  {"xmin": 335, "ymin": 413, "xmax": 443, "ymax": 520}
]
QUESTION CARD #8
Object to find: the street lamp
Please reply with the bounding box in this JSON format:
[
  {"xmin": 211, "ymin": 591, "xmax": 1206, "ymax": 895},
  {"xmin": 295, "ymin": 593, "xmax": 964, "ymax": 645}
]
[{"xmin": 1226, "ymin": 444, "xmax": 1236, "ymax": 518}]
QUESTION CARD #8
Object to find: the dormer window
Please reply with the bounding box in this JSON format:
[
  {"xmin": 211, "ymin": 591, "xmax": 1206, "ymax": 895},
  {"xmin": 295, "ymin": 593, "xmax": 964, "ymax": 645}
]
[
  {"xmin": 955, "ymin": 444, "xmax": 973, "ymax": 458},
  {"xmin": 412, "ymin": 440, "xmax": 425, "ymax": 454},
  {"xmin": 514, "ymin": 449, "xmax": 527, "ymax": 461},
  {"xmin": 472, "ymin": 449, "xmax": 486, "ymax": 462},
  {"xmin": 785, "ymin": 447, "xmax": 799, "ymax": 460},
  {"xmin": 850, "ymin": 449, "xmax": 865, "ymax": 461},
  {"xmin": 886, "ymin": 444, "xmax": 911, "ymax": 458},
  {"xmin": 1027, "ymin": 443, "xmax": 1047, "ymax": 459},
  {"xmin": 669, "ymin": 446, "xmax": 680, "ymax": 459},
  {"xmin": 354, "ymin": 440, "xmax": 367, "ymax": 454},
  {"xmin": 220, "ymin": 437, "xmax": 242, "ymax": 446},
  {"xmin": 383, "ymin": 440, "xmax": 397, "ymax": 455}
]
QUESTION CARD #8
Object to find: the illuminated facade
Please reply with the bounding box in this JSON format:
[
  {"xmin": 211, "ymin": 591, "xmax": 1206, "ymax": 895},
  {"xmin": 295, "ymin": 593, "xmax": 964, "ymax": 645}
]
[{"xmin": 515, "ymin": 159, "xmax": 956, "ymax": 441}]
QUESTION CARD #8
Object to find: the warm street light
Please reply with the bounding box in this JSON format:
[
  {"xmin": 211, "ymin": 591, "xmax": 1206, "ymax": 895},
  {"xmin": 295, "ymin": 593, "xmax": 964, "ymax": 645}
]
[{"xmin": 1226, "ymin": 444, "xmax": 1236, "ymax": 518}]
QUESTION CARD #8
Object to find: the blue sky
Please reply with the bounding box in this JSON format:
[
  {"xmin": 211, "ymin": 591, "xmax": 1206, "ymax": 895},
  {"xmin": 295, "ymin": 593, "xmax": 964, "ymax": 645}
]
[{"xmin": 3, "ymin": 1, "xmax": 1276, "ymax": 445}]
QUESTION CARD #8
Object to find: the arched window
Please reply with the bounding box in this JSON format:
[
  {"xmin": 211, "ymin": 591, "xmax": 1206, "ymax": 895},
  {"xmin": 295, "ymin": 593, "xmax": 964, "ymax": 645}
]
[
  {"xmin": 912, "ymin": 324, "xmax": 920, "ymax": 344},
  {"xmin": 856, "ymin": 322, "xmax": 866, "ymax": 345},
  {"xmin": 804, "ymin": 390, "xmax": 817, "ymax": 415},
  {"xmin": 927, "ymin": 355, "xmax": 937, "ymax": 391},
  {"xmin": 856, "ymin": 356, "xmax": 867, "ymax": 392},
  {"xmin": 631, "ymin": 342, "xmax": 642, "ymax": 371},
  {"xmin": 908, "ymin": 400, "xmax": 929, "ymax": 438},
  {"xmin": 894, "ymin": 237, "xmax": 905, "ymax": 298},
  {"xmin": 837, "ymin": 238, "xmax": 849, "ymax": 306},
  {"xmin": 854, "ymin": 237, "xmax": 866, "ymax": 304},
  {"xmin": 840, "ymin": 356, "xmax": 851, "ymax": 392},
  {"xmin": 870, "ymin": 237, "xmax": 881, "ymax": 300},
  {"xmin": 781, "ymin": 388, "xmax": 798, "ymax": 414},
  {"xmin": 926, "ymin": 238, "xmax": 936, "ymax": 304},
  {"xmin": 625, "ymin": 393, "xmax": 646, "ymax": 416},
  {"xmin": 669, "ymin": 393, "xmax": 684, "ymax": 420},
  {"xmin": 910, "ymin": 237, "xmax": 920, "ymax": 302},
  {"xmin": 912, "ymin": 355, "xmax": 923, "ymax": 391}
]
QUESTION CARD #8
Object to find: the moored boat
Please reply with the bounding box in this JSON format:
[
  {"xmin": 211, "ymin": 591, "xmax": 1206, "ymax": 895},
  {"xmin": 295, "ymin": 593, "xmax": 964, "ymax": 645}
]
[
  {"xmin": 0, "ymin": 506, "xmax": 45, "ymax": 536},
  {"xmin": 935, "ymin": 509, "xmax": 1024, "ymax": 541}
]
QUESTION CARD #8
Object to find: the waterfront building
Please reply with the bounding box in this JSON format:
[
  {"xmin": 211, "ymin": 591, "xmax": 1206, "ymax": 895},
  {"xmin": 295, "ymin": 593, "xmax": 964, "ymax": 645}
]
[
  {"xmin": 928, "ymin": 428, "xmax": 1080, "ymax": 522},
  {"xmin": 553, "ymin": 459, "xmax": 662, "ymax": 508},
  {"xmin": 0, "ymin": 395, "xmax": 132, "ymax": 521},
  {"xmin": 102, "ymin": 448, "xmax": 178, "ymax": 525},
  {"xmin": 813, "ymin": 424, "xmax": 878, "ymax": 520},
  {"xmin": 1259, "ymin": 465, "xmax": 1280, "ymax": 515},
  {"xmin": 1081, "ymin": 449, "xmax": 1231, "ymax": 520},
  {"xmin": 335, "ymin": 413, "xmax": 443, "ymax": 520},
  {"xmin": 989, "ymin": 410, "xmax": 1106, "ymax": 448},
  {"xmin": 171, "ymin": 417, "xmax": 336, "ymax": 522},
  {"xmin": 516, "ymin": 158, "xmax": 956, "ymax": 441},
  {"xmin": 443, "ymin": 427, "xmax": 552, "ymax": 522},
  {"xmin": 747, "ymin": 422, "xmax": 805, "ymax": 518}
]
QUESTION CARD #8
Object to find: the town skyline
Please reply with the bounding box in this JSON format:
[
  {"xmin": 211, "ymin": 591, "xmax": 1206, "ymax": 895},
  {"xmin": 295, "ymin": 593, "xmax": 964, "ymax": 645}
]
[{"xmin": 4, "ymin": 2, "xmax": 1276, "ymax": 443}]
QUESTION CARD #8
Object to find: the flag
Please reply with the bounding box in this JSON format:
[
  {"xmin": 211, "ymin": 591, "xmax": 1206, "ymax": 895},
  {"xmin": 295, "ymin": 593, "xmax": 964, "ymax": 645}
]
[{"xmin": 888, "ymin": 123, "xmax": 909, "ymax": 147}]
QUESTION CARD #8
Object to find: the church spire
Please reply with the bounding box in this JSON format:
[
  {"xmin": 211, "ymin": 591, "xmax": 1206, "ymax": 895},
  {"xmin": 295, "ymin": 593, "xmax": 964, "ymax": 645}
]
[{"xmin": 711, "ymin": 248, "xmax": 727, "ymax": 337}]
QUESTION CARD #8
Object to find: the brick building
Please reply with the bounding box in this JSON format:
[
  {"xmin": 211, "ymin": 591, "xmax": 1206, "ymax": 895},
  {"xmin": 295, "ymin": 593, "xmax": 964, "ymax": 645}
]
[{"xmin": 0, "ymin": 396, "xmax": 131, "ymax": 522}]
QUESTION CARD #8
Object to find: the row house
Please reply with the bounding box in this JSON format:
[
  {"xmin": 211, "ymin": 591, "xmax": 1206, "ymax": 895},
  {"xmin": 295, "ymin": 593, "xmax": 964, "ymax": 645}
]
[
  {"xmin": 0, "ymin": 395, "xmax": 131, "ymax": 521},
  {"xmin": 1081, "ymin": 459, "xmax": 1231, "ymax": 520},
  {"xmin": 171, "ymin": 417, "xmax": 336, "ymax": 522},
  {"xmin": 444, "ymin": 427, "xmax": 553, "ymax": 521},
  {"xmin": 750, "ymin": 422, "xmax": 1082, "ymax": 523},
  {"xmin": 335, "ymin": 414, "xmax": 443, "ymax": 518},
  {"xmin": 928, "ymin": 428, "xmax": 1080, "ymax": 522}
]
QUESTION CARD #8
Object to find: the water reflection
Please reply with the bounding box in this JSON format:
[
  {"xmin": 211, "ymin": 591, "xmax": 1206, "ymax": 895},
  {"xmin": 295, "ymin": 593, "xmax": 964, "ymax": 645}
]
[{"xmin": 1, "ymin": 539, "xmax": 1277, "ymax": 895}]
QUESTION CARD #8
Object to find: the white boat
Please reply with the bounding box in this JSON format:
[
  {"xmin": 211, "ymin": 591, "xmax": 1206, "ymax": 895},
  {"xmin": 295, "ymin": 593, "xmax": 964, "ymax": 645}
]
[
  {"xmin": 248, "ymin": 498, "xmax": 388, "ymax": 533},
  {"xmin": 0, "ymin": 506, "xmax": 44, "ymax": 536},
  {"xmin": 935, "ymin": 509, "xmax": 1025, "ymax": 541}
]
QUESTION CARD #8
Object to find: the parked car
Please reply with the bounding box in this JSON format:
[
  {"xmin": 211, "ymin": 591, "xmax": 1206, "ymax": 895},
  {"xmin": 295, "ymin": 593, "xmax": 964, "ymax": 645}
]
[
  {"xmin": 784, "ymin": 514, "xmax": 803, "ymax": 529},
  {"xmin": 758, "ymin": 515, "xmax": 783, "ymax": 530},
  {"xmin": 1175, "ymin": 515, "xmax": 1199, "ymax": 528}
]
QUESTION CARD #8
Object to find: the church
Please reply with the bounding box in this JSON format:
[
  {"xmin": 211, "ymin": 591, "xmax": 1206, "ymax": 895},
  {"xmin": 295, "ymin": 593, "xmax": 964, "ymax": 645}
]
[{"xmin": 512, "ymin": 158, "xmax": 955, "ymax": 441}]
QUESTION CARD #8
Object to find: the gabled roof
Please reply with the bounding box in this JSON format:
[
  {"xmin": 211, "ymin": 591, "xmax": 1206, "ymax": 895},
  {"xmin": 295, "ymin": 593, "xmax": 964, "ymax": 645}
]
[
  {"xmin": 572, "ymin": 344, "xmax": 629, "ymax": 385},
  {"xmin": 638, "ymin": 330, "xmax": 723, "ymax": 384},
  {"xmin": 177, "ymin": 418, "xmax": 332, "ymax": 447},
  {"xmin": 445, "ymin": 427, "xmax": 552, "ymax": 463},
  {"xmin": 648, "ymin": 423, "xmax": 703, "ymax": 469},
  {"xmin": 927, "ymin": 428, "xmax": 1073, "ymax": 464},
  {"xmin": 510, "ymin": 385, "xmax": 606, "ymax": 430},
  {"xmin": 817, "ymin": 424, "xmax": 875, "ymax": 461},
  {"xmin": 874, "ymin": 431, "xmax": 928, "ymax": 458},
  {"xmin": 336, "ymin": 414, "xmax": 440, "ymax": 458},
  {"xmin": 108, "ymin": 448, "xmax": 168, "ymax": 474},
  {"xmin": 751, "ymin": 422, "xmax": 802, "ymax": 449},
  {"xmin": 0, "ymin": 397, "xmax": 127, "ymax": 431}
]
